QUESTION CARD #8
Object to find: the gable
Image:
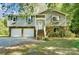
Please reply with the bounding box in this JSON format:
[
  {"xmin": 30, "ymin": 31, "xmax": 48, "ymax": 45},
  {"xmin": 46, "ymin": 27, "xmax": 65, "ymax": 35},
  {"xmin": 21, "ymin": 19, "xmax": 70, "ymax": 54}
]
[{"xmin": 39, "ymin": 9, "xmax": 66, "ymax": 16}]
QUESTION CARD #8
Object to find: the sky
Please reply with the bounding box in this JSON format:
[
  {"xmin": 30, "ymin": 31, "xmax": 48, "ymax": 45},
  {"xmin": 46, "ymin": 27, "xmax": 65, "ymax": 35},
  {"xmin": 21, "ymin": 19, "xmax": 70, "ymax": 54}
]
[
  {"xmin": 0, "ymin": 3, "xmax": 47, "ymax": 18},
  {"xmin": 0, "ymin": 3, "xmax": 20, "ymax": 18}
]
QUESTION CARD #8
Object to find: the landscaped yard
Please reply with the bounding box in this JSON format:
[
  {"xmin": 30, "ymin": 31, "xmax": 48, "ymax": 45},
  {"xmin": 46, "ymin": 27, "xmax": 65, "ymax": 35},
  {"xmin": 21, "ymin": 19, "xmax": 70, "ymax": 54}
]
[{"xmin": 1, "ymin": 38, "xmax": 79, "ymax": 55}]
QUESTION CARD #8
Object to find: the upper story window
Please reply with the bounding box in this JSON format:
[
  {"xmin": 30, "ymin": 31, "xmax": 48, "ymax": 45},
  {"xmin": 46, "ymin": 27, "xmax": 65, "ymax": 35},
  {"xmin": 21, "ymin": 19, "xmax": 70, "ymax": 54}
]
[
  {"xmin": 8, "ymin": 15, "xmax": 17, "ymax": 24},
  {"xmin": 52, "ymin": 16, "xmax": 59, "ymax": 21},
  {"xmin": 53, "ymin": 17, "xmax": 58, "ymax": 21},
  {"xmin": 11, "ymin": 16, "xmax": 17, "ymax": 24},
  {"xmin": 51, "ymin": 16, "xmax": 59, "ymax": 24},
  {"xmin": 26, "ymin": 16, "xmax": 33, "ymax": 24},
  {"xmin": 8, "ymin": 15, "xmax": 12, "ymax": 20},
  {"xmin": 8, "ymin": 15, "xmax": 17, "ymax": 21},
  {"xmin": 13, "ymin": 17, "xmax": 17, "ymax": 21},
  {"xmin": 36, "ymin": 15, "xmax": 45, "ymax": 18}
]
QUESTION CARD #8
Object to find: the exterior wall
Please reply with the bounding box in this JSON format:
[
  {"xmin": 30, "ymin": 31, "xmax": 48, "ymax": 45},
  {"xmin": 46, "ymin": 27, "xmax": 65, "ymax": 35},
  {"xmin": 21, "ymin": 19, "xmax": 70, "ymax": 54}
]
[
  {"xmin": 8, "ymin": 10, "xmax": 67, "ymax": 39},
  {"xmin": 7, "ymin": 16, "xmax": 35, "ymax": 27},
  {"xmin": 46, "ymin": 26, "xmax": 67, "ymax": 37},
  {"xmin": 45, "ymin": 11, "xmax": 67, "ymax": 26},
  {"xmin": 7, "ymin": 11, "xmax": 67, "ymax": 27}
]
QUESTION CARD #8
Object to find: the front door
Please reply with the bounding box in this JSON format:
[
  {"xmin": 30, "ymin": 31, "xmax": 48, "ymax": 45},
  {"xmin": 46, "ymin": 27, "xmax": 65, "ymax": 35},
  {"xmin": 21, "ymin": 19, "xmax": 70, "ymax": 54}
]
[{"xmin": 36, "ymin": 20, "xmax": 44, "ymax": 30}]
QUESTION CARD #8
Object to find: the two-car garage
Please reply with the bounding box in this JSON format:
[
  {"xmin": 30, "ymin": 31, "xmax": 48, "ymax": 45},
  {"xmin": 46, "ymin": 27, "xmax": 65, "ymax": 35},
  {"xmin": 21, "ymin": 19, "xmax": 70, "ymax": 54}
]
[{"xmin": 10, "ymin": 28, "xmax": 35, "ymax": 37}]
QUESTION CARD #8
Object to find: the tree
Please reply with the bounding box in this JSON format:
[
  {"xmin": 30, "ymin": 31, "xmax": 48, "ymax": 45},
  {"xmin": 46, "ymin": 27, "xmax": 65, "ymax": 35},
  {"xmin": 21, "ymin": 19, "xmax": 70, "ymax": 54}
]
[
  {"xmin": 70, "ymin": 8, "xmax": 79, "ymax": 36},
  {"xmin": 0, "ymin": 3, "xmax": 20, "ymax": 17},
  {"xmin": 61, "ymin": 3, "xmax": 79, "ymax": 36},
  {"xmin": 47, "ymin": 3, "xmax": 60, "ymax": 10},
  {"xmin": 19, "ymin": 3, "xmax": 34, "ymax": 16}
]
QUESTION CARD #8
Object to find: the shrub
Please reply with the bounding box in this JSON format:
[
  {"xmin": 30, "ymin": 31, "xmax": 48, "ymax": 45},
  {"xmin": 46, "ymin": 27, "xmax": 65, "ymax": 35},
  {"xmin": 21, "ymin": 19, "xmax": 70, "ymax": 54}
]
[{"xmin": 43, "ymin": 37, "xmax": 49, "ymax": 41}]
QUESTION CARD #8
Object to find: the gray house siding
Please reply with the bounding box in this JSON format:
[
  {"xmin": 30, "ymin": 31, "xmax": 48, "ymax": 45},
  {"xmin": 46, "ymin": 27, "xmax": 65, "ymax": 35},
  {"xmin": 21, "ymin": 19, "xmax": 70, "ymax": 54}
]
[
  {"xmin": 45, "ymin": 11, "xmax": 67, "ymax": 26},
  {"xmin": 7, "ymin": 16, "xmax": 35, "ymax": 27}
]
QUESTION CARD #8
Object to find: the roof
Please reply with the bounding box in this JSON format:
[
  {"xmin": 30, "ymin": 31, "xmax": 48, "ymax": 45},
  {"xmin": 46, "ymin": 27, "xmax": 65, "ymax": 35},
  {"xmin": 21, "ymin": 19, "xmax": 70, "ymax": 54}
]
[
  {"xmin": 38, "ymin": 9, "xmax": 66, "ymax": 16},
  {"xmin": 6, "ymin": 9, "xmax": 66, "ymax": 16},
  {"xmin": 6, "ymin": 13, "xmax": 30, "ymax": 17}
]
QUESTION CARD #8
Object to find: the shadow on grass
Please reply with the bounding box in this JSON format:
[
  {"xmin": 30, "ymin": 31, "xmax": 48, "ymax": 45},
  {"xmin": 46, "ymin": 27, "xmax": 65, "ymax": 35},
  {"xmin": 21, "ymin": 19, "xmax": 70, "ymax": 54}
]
[
  {"xmin": 1, "ymin": 39, "xmax": 79, "ymax": 55},
  {"xmin": 23, "ymin": 39, "xmax": 79, "ymax": 55},
  {"xmin": 36, "ymin": 39, "xmax": 79, "ymax": 48}
]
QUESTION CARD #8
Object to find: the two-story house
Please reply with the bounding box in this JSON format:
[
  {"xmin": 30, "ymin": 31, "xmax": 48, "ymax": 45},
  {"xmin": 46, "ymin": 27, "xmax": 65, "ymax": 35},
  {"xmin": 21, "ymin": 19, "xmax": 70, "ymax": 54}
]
[{"xmin": 7, "ymin": 9, "xmax": 67, "ymax": 39}]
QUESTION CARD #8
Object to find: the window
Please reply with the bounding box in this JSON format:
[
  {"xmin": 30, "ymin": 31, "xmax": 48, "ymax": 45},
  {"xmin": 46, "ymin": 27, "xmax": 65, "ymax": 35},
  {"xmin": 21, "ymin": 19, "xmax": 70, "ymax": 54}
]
[
  {"xmin": 12, "ymin": 16, "xmax": 17, "ymax": 24},
  {"xmin": 52, "ymin": 16, "xmax": 59, "ymax": 21},
  {"xmin": 13, "ymin": 17, "xmax": 16, "ymax": 21},
  {"xmin": 54, "ymin": 27, "xmax": 59, "ymax": 32},
  {"xmin": 11, "ymin": 16, "xmax": 12, "ymax": 20},
  {"xmin": 53, "ymin": 17, "xmax": 57, "ymax": 21},
  {"xmin": 36, "ymin": 15, "xmax": 45, "ymax": 18},
  {"xmin": 51, "ymin": 16, "xmax": 59, "ymax": 24},
  {"xmin": 26, "ymin": 16, "xmax": 33, "ymax": 24},
  {"xmin": 54, "ymin": 28, "xmax": 56, "ymax": 32},
  {"xmin": 8, "ymin": 15, "xmax": 12, "ymax": 20},
  {"xmin": 12, "ymin": 16, "xmax": 17, "ymax": 21}
]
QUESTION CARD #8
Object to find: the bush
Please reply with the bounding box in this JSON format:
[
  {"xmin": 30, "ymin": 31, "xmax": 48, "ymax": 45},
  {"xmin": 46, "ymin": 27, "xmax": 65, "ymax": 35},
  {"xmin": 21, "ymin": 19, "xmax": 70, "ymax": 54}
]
[
  {"xmin": 64, "ymin": 31, "xmax": 71, "ymax": 37},
  {"xmin": 43, "ymin": 37, "xmax": 49, "ymax": 41}
]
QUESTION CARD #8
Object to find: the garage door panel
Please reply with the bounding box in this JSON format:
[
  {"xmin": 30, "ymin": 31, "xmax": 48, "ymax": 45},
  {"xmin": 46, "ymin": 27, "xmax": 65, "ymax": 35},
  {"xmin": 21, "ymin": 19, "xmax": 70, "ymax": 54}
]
[
  {"xmin": 23, "ymin": 29, "xmax": 34, "ymax": 37},
  {"xmin": 11, "ymin": 28, "xmax": 22, "ymax": 37}
]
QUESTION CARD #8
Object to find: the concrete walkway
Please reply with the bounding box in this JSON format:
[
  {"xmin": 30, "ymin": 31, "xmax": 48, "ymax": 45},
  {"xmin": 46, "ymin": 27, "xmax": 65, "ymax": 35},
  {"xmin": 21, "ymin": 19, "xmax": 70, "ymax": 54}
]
[{"xmin": 0, "ymin": 37, "xmax": 43, "ymax": 47}]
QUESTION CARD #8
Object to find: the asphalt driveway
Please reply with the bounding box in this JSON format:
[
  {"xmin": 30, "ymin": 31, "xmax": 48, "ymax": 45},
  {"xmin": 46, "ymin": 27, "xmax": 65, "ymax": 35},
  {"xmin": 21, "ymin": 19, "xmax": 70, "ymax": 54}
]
[{"xmin": 0, "ymin": 37, "xmax": 42, "ymax": 47}]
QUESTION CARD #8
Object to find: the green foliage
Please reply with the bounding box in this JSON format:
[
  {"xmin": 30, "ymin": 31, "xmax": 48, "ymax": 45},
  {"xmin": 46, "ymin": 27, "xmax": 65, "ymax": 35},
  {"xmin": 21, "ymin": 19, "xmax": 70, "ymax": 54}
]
[
  {"xmin": 47, "ymin": 3, "xmax": 62, "ymax": 10},
  {"xmin": 70, "ymin": 8, "xmax": 79, "ymax": 35},
  {"xmin": 61, "ymin": 3, "xmax": 71, "ymax": 13},
  {"xmin": 60, "ymin": 3, "xmax": 79, "ymax": 36},
  {"xmin": 19, "ymin": 3, "xmax": 34, "ymax": 16},
  {"xmin": 43, "ymin": 37, "xmax": 49, "ymax": 41},
  {"xmin": 0, "ymin": 19, "xmax": 8, "ymax": 35},
  {"xmin": 47, "ymin": 3, "xmax": 57, "ymax": 9}
]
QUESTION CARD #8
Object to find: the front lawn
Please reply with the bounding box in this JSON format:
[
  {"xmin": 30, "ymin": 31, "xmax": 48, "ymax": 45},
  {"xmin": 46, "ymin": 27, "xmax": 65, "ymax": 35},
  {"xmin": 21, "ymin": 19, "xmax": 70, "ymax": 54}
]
[{"xmin": 1, "ymin": 39, "xmax": 79, "ymax": 55}]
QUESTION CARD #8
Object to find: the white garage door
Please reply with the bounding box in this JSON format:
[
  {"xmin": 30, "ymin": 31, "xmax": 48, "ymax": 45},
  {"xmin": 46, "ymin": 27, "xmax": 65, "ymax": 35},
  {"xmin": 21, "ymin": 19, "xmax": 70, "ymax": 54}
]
[
  {"xmin": 23, "ymin": 29, "xmax": 34, "ymax": 37},
  {"xmin": 11, "ymin": 28, "xmax": 22, "ymax": 37}
]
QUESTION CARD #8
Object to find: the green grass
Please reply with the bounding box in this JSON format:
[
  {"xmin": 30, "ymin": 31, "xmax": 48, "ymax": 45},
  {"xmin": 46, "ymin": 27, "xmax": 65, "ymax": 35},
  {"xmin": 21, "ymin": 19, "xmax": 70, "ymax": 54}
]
[
  {"xmin": 23, "ymin": 39, "xmax": 79, "ymax": 55},
  {"xmin": 37, "ymin": 39, "xmax": 79, "ymax": 48},
  {"xmin": 1, "ymin": 39, "xmax": 79, "ymax": 55}
]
